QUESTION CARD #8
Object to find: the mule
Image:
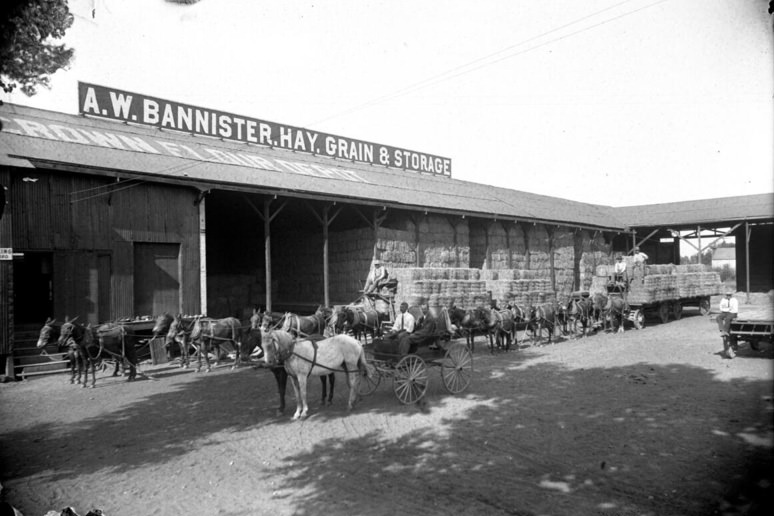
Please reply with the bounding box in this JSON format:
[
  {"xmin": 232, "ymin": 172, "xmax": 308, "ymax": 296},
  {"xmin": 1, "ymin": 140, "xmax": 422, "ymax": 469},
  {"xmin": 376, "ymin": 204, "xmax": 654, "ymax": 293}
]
[
  {"xmin": 189, "ymin": 316, "xmax": 243, "ymax": 372},
  {"xmin": 37, "ymin": 318, "xmax": 86, "ymax": 384},
  {"xmin": 263, "ymin": 330, "xmax": 369, "ymax": 420},
  {"xmin": 59, "ymin": 319, "xmax": 138, "ymax": 388}
]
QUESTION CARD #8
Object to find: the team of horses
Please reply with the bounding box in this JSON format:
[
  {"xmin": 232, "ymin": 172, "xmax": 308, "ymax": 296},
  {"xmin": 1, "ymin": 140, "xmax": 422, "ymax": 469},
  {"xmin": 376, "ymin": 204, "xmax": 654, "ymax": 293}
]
[{"xmin": 34, "ymin": 291, "xmax": 629, "ymax": 418}]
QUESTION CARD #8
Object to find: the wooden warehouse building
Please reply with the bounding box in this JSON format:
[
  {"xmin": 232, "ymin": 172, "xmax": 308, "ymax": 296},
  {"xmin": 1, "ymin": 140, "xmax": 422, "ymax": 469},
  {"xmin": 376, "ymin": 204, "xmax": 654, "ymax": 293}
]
[{"xmin": 1, "ymin": 92, "xmax": 771, "ymax": 367}]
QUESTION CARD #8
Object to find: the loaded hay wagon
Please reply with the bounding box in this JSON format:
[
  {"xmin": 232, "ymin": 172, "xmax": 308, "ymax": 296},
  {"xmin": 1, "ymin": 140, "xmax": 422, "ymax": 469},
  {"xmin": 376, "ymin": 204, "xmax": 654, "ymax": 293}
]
[{"xmin": 590, "ymin": 261, "xmax": 724, "ymax": 329}]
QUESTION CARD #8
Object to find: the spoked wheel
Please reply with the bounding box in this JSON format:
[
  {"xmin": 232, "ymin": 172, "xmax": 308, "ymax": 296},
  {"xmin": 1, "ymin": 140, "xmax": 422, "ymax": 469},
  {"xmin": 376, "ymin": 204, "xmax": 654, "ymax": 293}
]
[
  {"xmin": 658, "ymin": 302, "xmax": 669, "ymax": 324},
  {"xmin": 357, "ymin": 365, "xmax": 381, "ymax": 397},
  {"xmin": 672, "ymin": 302, "xmax": 682, "ymax": 320},
  {"xmin": 699, "ymin": 297, "xmax": 711, "ymax": 316},
  {"xmin": 441, "ymin": 343, "xmax": 473, "ymax": 394},
  {"xmin": 393, "ymin": 354, "xmax": 429, "ymax": 404},
  {"xmin": 632, "ymin": 309, "xmax": 645, "ymax": 330}
]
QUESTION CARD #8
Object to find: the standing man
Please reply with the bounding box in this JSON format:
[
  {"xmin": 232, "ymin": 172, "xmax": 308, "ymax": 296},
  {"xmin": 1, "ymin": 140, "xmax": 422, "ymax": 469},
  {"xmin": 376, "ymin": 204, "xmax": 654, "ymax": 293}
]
[
  {"xmin": 613, "ymin": 255, "xmax": 627, "ymax": 284},
  {"xmin": 632, "ymin": 246, "xmax": 648, "ymax": 265},
  {"xmin": 717, "ymin": 289, "xmax": 739, "ymax": 336}
]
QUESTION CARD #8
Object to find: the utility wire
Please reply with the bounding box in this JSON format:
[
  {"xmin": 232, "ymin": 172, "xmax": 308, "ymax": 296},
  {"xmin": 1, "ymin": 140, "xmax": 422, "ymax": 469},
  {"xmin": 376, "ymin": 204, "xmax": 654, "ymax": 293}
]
[{"xmin": 307, "ymin": 0, "xmax": 669, "ymax": 128}]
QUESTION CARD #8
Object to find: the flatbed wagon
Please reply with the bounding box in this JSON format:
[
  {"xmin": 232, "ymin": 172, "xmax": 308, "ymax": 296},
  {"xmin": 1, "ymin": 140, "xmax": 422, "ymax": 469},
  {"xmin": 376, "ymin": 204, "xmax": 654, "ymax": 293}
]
[{"xmin": 722, "ymin": 319, "xmax": 774, "ymax": 359}]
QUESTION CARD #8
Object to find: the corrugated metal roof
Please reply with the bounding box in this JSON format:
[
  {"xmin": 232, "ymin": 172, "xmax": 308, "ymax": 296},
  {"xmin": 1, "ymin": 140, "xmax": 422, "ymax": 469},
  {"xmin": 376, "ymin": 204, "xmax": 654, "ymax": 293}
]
[
  {"xmin": 613, "ymin": 194, "xmax": 774, "ymax": 228},
  {"xmin": 0, "ymin": 103, "xmax": 624, "ymax": 230}
]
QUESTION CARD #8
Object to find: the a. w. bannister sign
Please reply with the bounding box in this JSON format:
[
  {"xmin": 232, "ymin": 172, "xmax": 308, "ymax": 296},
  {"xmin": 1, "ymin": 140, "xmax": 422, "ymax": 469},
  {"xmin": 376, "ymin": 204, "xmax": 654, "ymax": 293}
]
[{"xmin": 78, "ymin": 82, "xmax": 452, "ymax": 176}]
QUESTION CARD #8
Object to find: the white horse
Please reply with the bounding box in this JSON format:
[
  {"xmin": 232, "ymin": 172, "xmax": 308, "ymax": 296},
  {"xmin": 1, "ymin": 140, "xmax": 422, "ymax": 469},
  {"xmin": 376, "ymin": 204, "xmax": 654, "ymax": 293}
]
[{"xmin": 263, "ymin": 330, "xmax": 370, "ymax": 420}]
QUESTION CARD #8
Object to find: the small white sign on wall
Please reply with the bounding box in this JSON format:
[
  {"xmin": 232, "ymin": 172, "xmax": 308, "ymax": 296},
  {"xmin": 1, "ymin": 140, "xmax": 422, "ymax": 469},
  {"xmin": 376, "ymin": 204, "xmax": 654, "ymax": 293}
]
[{"xmin": 0, "ymin": 248, "xmax": 13, "ymax": 260}]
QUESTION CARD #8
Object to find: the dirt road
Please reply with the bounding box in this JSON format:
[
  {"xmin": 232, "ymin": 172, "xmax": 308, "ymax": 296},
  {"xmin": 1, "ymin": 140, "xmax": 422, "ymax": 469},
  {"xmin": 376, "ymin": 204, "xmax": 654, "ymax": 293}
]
[{"xmin": 1, "ymin": 301, "xmax": 772, "ymax": 516}]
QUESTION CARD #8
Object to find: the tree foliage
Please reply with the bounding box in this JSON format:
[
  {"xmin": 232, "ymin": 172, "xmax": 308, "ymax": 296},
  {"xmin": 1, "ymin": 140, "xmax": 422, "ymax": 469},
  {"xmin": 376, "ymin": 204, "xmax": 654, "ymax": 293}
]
[{"xmin": 0, "ymin": 0, "xmax": 74, "ymax": 96}]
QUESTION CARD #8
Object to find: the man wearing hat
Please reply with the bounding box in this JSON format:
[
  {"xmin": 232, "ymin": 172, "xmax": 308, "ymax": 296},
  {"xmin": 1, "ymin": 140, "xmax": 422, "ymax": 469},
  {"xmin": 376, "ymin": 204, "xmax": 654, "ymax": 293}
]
[
  {"xmin": 717, "ymin": 288, "xmax": 739, "ymax": 336},
  {"xmin": 364, "ymin": 260, "xmax": 389, "ymax": 294}
]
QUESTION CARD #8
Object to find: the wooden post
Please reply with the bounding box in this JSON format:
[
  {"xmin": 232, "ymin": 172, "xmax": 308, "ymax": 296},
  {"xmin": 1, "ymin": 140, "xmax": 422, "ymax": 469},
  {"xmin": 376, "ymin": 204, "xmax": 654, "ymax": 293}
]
[
  {"xmin": 745, "ymin": 221, "xmax": 751, "ymax": 303},
  {"xmin": 198, "ymin": 195, "xmax": 207, "ymax": 316},
  {"xmin": 697, "ymin": 225, "xmax": 702, "ymax": 265},
  {"xmin": 264, "ymin": 199, "xmax": 272, "ymax": 312}
]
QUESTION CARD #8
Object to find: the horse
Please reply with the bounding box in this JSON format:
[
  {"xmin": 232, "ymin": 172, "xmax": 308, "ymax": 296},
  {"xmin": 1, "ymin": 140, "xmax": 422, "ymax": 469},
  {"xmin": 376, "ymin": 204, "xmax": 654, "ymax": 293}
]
[
  {"xmin": 263, "ymin": 330, "xmax": 370, "ymax": 420},
  {"xmin": 566, "ymin": 297, "xmax": 594, "ymax": 337},
  {"xmin": 485, "ymin": 308, "xmax": 517, "ymax": 352},
  {"xmin": 152, "ymin": 312, "xmax": 179, "ymax": 362},
  {"xmin": 189, "ymin": 316, "xmax": 243, "ymax": 372},
  {"xmin": 341, "ymin": 304, "xmax": 381, "ymax": 344},
  {"xmin": 507, "ymin": 303, "xmax": 530, "ymax": 347},
  {"xmin": 280, "ymin": 306, "xmax": 332, "ymax": 337},
  {"xmin": 590, "ymin": 293, "xmax": 609, "ymax": 331},
  {"xmin": 36, "ymin": 317, "xmax": 61, "ymax": 352},
  {"xmin": 36, "ymin": 318, "xmax": 86, "ymax": 384},
  {"xmin": 59, "ymin": 319, "xmax": 138, "ymax": 388},
  {"xmin": 165, "ymin": 314, "xmax": 196, "ymax": 368},
  {"xmin": 449, "ymin": 305, "xmax": 487, "ymax": 352},
  {"xmin": 528, "ymin": 303, "xmax": 559, "ymax": 345},
  {"xmin": 279, "ymin": 308, "xmax": 336, "ymax": 406},
  {"xmin": 604, "ymin": 295, "xmax": 628, "ymax": 333}
]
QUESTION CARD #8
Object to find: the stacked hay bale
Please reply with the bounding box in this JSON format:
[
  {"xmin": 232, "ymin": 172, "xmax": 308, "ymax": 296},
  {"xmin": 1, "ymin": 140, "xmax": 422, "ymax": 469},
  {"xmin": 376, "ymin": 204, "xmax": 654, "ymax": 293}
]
[
  {"xmin": 589, "ymin": 260, "xmax": 723, "ymax": 303},
  {"xmin": 393, "ymin": 268, "xmax": 489, "ymax": 310},
  {"xmin": 329, "ymin": 227, "xmax": 376, "ymax": 303},
  {"xmin": 482, "ymin": 269, "xmax": 554, "ymax": 308},
  {"xmin": 579, "ymin": 230, "xmax": 612, "ymax": 292},
  {"xmin": 674, "ymin": 264, "xmax": 724, "ymax": 297},
  {"xmin": 413, "ymin": 215, "xmax": 470, "ymax": 268},
  {"xmin": 552, "ymin": 228, "xmax": 575, "ymax": 303}
]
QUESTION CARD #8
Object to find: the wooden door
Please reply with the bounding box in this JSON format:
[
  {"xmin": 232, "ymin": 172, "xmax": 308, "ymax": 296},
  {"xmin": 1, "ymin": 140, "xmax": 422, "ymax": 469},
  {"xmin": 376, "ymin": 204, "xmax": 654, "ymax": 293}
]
[{"xmin": 134, "ymin": 243, "xmax": 180, "ymax": 316}]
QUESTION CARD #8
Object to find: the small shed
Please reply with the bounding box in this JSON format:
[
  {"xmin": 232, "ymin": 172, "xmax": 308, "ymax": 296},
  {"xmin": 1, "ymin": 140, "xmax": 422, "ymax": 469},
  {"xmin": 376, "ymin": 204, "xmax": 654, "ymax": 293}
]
[{"xmin": 712, "ymin": 247, "xmax": 736, "ymax": 271}]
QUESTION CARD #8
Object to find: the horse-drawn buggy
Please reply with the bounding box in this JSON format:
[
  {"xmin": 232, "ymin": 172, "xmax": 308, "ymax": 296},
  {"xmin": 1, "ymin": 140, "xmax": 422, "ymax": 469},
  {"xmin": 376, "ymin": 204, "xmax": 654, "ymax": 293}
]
[{"xmin": 357, "ymin": 306, "xmax": 473, "ymax": 404}]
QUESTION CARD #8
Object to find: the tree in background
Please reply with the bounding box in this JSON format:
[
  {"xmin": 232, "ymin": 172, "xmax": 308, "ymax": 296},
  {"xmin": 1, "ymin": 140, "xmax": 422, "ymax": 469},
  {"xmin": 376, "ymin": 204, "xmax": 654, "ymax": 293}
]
[{"xmin": 0, "ymin": 0, "xmax": 74, "ymax": 96}]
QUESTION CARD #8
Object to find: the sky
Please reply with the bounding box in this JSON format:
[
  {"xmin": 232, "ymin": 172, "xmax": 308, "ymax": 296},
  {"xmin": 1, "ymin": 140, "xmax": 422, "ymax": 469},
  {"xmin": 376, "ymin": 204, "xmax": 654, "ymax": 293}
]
[{"xmin": 4, "ymin": 0, "xmax": 773, "ymax": 207}]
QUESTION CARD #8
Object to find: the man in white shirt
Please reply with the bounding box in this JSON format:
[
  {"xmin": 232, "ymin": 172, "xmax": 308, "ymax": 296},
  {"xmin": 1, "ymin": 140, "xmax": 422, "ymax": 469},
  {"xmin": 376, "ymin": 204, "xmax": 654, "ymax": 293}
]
[
  {"xmin": 613, "ymin": 255, "xmax": 627, "ymax": 284},
  {"xmin": 632, "ymin": 246, "xmax": 648, "ymax": 265},
  {"xmin": 717, "ymin": 290, "xmax": 739, "ymax": 336},
  {"xmin": 391, "ymin": 302, "xmax": 415, "ymax": 334},
  {"xmin": 364, "ymin": 260, "xmax": 389, "ymax": 294}
]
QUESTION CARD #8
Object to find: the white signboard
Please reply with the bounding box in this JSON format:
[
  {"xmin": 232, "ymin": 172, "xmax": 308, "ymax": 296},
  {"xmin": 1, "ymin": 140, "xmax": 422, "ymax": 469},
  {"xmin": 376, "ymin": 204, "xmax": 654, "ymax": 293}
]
[{"xmin": 0, "ymin": 248, "xmax": 12, "ymax": 260}]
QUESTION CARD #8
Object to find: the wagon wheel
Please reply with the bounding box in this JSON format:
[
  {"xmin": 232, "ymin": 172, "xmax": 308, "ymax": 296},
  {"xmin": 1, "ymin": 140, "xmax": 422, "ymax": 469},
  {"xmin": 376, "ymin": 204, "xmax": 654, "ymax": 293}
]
[
  {"xmin": 393, "ymin": 354, "xmax": 429, "ymax": 404},
  {"xmin": 658, "ymin": 302, "xmax": 669, "ymax": 324},
  {"xmin": 699, "ymin": 297, "xmax": 711, "ymax": 316},
  {"xmin": 357, "ymin": 365, "xmax": 381, "ymax": 397},
  {"xmin": 672, "ymin": 301, "xmax": 682, "ymax": 320},
  {"xmin": 632, "ymin": 309, "xmax": 644, "ymax": 330},
  {"xmin": 441, "ymin": 343, "xmax": 473, "ymax": 394}
]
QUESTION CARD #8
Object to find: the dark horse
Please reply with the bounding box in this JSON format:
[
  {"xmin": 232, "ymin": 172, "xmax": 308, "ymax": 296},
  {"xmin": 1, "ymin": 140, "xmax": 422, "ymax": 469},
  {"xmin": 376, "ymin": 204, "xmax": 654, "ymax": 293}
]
[
  {"xmin": 36, "ymin": 318, "xmax": 84, "ymax": 383},
  {"xmin": 165, "ymin": 314, "xmax": 197, "ymax": 368},
  {"xmin": 528, "ymin": 302, "xmax": 560, "ymax": 345},
  {"xmin": 338, "ymin": 304, "xmax": 381, "ymax": 344},
  {"xmin": 449, "ymin": 305, "xmax": 487, "ymax": 352},
  {"xmin": 59, "ymin": 319, "xmax": 138, "ymax": 388},
  {"xmin": 190, "ymin": 316, "xmax": 243, "ymax": 372},
  {"xmin": 566, "ymin": 297, "xmax": 595, "ymax": 337}
]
